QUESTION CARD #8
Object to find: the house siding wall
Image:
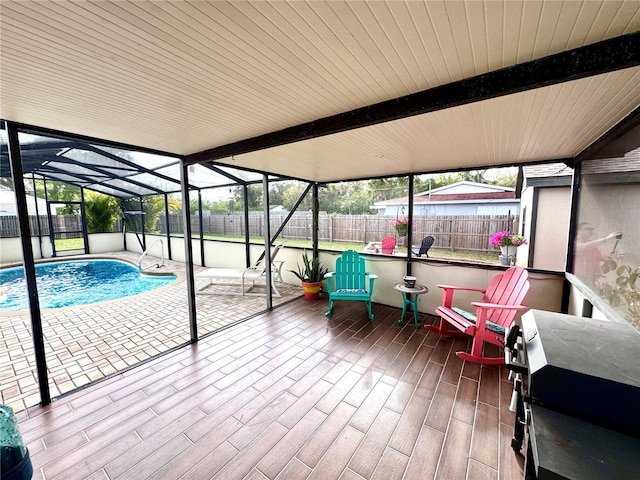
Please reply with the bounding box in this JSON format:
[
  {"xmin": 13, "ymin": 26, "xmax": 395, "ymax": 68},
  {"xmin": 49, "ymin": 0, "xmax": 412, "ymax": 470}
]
[
  {"xmin": 380, "ymin": 202, "xmax": 519, "ymax": 216},
  {"xmin": 532, "ymin": 187, "xmax": 571, "ymax": 271}
]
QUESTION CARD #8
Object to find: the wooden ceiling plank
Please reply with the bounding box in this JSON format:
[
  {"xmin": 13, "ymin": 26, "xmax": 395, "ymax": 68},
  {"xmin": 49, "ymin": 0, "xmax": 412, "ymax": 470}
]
[
  {"xmin": 2, "ymin": 3, "xmax": 257, "ymax": 119},
  {"xmin": 348, "ymin": 1, "xmax": 419, "ymax": 92},
  {"xmin": 94, "ymin": 1, "xmax": 306, "ymax": 114},
  {"xmin": 464, "ymin": 1, "xmax": 491, "ymax": 75},
  {"xmin": 207, "ymin": 2, "xmax": 349, "ymax": 112},
  {"xmin": 424, "ymin": 1, "xmax": 463, "ymax": 83},
  {"xmin": 2, "ymin": 0, "xmax": 640, "ymax": 182},
  {"xmin": 442, "ymin": 1, "xmax": 476, "ymax": 78},
  {"xmin": 249, "ymin": 2, "xmax": 369, "ymax": 107},
  {"xmin": 404, "ymin": 1, "xmax": 451, "ymax": 86},
  {"xmin": 607, "ymin": 1, "xmax": 640, "ymax": 35},
  {"xmin": 533, "ymin": 0, "xmax": 566, "ymax": 58},
  {"xmin": 484, "ymin": 1, "xmax": 507, "ymax": 72}
]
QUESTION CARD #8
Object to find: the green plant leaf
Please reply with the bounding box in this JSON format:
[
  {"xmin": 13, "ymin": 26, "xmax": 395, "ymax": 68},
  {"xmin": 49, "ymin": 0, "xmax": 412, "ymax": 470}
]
[
  {"xmin": 616, "ymin": 265, "xmax": 628, "ymax": 276},
  {"xmin": 601, "ymin": 259, "xmax": 617, "ymax": 273},
  {"xmin": 287, "ymin": 250, "xmax": 328, "ymax": 282}
]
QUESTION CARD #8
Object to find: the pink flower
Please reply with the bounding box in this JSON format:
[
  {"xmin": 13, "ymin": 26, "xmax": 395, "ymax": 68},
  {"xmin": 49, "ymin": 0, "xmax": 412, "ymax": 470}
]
[
  {"xmin": 489, "ymin": 231, "xmax": 527, "ymax": 247},
  {"xmin": 392, "ymin": 217, "xmax": 410, "ymax": 229}
]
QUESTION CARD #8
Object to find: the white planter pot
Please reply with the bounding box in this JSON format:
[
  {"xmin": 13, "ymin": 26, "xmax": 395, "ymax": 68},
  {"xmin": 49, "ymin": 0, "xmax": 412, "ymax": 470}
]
[{"xmin": 500, "ymin": 246, "xmax": 517, "ymax": 257}]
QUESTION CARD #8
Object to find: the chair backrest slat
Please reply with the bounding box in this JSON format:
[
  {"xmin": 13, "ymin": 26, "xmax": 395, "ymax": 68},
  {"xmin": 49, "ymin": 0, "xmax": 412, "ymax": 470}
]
[
  {"xmin": 335, "ymin": 250, "xmax": 367, "ymax": 290},
  {"xmin": 381, "ymin": 236, "xmax": 396, "ymax": 254},
  {"xmin": 418, "ymin": 236, "xmax": 435, "ymax": 256},
  {"xmin": 481, "ymin": 267, "xmax": 530, "ymax": 327},
  {"xmin": 255, "ymin": 243, "xmax": 283, "ymax": 269}
]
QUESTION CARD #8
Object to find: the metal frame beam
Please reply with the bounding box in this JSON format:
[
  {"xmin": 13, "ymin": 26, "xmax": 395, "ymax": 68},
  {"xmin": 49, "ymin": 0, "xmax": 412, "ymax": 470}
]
[
  {"xmin": 262, "ymin": 175, "xmax": 274, "ymax": 310},
  {"xmin": 180, "ymin": 161, "xmax": 197, "ymax": 342},
  {"xmin": 6, "ymin": 121, "xmax": 51, "ymax": 406},
  {"xmin": 15, "ymin": 157, "xmax": 160, "ymax": 198}
]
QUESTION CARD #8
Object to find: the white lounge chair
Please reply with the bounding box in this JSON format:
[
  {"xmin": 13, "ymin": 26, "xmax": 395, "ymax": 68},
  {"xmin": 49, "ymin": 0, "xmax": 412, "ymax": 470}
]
[{"xmin": 195, "ymin": 243, "xmax": 284, "ymax": 297}]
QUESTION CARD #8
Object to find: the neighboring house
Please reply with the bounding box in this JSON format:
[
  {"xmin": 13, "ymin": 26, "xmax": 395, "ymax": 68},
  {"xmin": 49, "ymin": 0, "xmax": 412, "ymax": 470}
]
[
  {"xmin": 0, "ymin": 189, "xmax": 51, "ymax": 216},
  {"xmin": 519, "ymin": 163, "xmax": 573, "ymax": 271},
  {"xmin": 270, "ymin": 205, "xmax": 288, "ymax": 215},
  {"xmin": 371, "ymin": 181, "xmax": 520, "ymax": 217}
]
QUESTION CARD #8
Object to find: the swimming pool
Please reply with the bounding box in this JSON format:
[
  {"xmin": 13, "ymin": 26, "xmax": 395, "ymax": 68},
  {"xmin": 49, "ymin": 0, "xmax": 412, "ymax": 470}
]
[{"xmin": 0, "ymin": 259, "xmax": 176, "ymax": 312}]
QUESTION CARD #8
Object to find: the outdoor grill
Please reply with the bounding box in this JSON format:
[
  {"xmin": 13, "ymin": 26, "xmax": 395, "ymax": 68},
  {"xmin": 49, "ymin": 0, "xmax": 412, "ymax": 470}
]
[{"xmin": 504, "ymin": 310, "xmax": 640, "ymax": 479}]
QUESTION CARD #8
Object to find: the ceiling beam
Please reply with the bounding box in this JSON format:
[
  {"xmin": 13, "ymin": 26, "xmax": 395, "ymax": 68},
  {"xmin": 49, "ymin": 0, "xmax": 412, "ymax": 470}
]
[{"xmin": 185, "ymin": 32, "xmax": 640, "ymax": 166}]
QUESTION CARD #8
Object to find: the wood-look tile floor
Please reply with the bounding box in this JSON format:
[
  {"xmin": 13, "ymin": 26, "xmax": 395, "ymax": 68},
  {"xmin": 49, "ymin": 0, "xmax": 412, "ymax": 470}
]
[{"xmin": 17, "ymin": 297, "xmax": 525, "ymax": 480}]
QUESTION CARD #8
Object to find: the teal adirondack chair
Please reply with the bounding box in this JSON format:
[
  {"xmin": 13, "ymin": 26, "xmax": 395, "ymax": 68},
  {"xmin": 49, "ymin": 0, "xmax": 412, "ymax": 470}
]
[{"xmin": 325, "ymin": 250, "xmax": 377, "ymax": 320}]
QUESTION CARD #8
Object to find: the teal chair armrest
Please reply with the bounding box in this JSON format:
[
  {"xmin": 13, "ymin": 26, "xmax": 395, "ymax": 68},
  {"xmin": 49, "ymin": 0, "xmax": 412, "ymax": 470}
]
[
  {"xmin": 325, "ymin": 271, "xmax": 335, "ymax": 292},
  {"xmin": 367, "ymin": 273, "xmax": 377, "ymax": 293}
]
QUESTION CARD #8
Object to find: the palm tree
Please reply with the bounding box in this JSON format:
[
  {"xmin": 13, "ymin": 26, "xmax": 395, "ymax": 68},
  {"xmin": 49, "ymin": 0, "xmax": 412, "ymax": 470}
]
[{"xmin": 84, "ymin": 191, "xmax": 119, "ymax": 233}]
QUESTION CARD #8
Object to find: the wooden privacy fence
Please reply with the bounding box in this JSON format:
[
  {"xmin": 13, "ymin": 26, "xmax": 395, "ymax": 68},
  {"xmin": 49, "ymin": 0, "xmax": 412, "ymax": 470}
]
[
  {"xmin": 160, "ymin": 213, "xmax": 514, "ymax": 254},
  {"xmin": 0, "ymin": 215, "xmax": 72, "ymax": 237},
  {"xmin": 0, "ymin": 215, "xmax": 122, "ymax": 239},
  {"xmin": 0, "ymin": 215, "xmax": 50, "ymax": 237},
  {"xmin": 2, "ymin": 213, "xmax": 513, "ymax": 254}
]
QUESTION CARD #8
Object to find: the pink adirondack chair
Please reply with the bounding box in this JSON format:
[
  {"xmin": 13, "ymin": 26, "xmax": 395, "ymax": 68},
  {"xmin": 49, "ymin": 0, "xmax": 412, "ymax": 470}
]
[
  {"xmin": 381, "ymin": 236, "xmax": 396, "ymax": 254},
  {"xmin": 425, "ymin": 267, "xmax": 530, "ymax": 364}
]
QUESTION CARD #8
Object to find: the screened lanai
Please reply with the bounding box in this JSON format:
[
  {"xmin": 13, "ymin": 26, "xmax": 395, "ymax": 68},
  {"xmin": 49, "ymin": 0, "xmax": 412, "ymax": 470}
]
[
  {"xmin": 0, "ymin": 129, "xmax": 290, "ymax": 260},
  {"xmin": 1, "ymin": 0, "xmax": 639, "ymax": 410},
  {"xmin": 1, "ymin": 127, "xmax": 313, "ymax": 413},
  {"xmin": 1, "ymin": 2, "xmax": 640, "ymax": 478}
]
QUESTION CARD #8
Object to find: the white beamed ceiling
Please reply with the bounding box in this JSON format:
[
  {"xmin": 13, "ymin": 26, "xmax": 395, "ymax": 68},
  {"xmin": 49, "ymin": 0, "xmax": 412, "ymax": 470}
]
[{"xmin": 1, "ymin": 0, "xmax": 640, "ymax": 182}]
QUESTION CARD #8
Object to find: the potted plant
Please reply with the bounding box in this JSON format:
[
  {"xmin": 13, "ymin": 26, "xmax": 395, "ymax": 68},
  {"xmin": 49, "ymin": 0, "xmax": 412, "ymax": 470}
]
[
  {"xmin": 392, "ymin": 217, "xmax": 410, "ymax": 236},
  {"xmin": 289, "ymin": 251, "xmax": 329, "ymax": 300},
  {"xmin": 489, "ymin": 231, "xmax": 527, "ymax": 265}
]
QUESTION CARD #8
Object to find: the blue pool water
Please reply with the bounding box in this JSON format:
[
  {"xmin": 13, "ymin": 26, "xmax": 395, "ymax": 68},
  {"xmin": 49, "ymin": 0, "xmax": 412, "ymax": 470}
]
[{"xmin": 0, "ymin": 259, "xmax": 176, "ymax": 312}]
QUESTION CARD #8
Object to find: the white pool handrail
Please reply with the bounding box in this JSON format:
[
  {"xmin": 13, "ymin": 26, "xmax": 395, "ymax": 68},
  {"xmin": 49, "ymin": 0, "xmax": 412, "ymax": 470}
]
[{"xmin": 138, "ymin": 239, "xmax": 165, "ymax": 271}]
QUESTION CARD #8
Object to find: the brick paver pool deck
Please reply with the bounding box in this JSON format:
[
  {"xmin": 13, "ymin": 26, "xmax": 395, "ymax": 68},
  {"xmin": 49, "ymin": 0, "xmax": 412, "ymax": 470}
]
[{"xmin": 0, "ymin": 252, "xmax": 302, "ymax": 413}]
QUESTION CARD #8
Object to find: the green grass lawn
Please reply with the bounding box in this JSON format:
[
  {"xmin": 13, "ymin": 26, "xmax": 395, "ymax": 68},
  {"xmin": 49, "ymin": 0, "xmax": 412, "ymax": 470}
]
[
  {"xmin": 57, "ymin": 232, "xmax": 496, "ymax": 264},
  {"xmin": 55, "ymin": 238, "xmax": 85, "ymax": 251},
  {"xmin": 190, "ymin": 234, "xmax": 498, "ymax": 264}
]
